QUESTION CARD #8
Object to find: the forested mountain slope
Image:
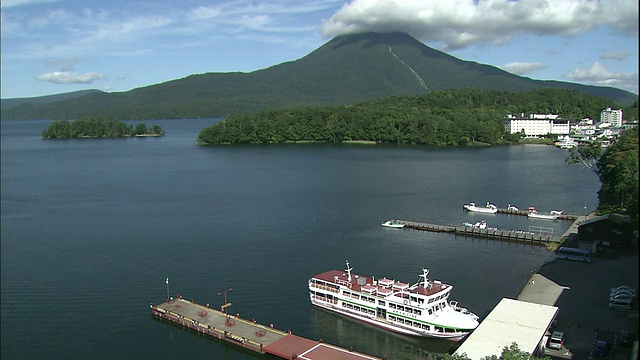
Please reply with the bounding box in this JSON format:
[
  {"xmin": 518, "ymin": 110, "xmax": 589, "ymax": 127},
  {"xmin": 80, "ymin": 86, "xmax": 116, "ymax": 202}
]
[{"xmin": 2, "ymin": 32, "xmax": 637, "ymax": 121}]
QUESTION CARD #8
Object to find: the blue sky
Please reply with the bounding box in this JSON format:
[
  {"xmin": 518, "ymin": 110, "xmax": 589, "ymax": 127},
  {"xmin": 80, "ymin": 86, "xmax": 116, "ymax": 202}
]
[{"xmin": 1, "ymin": 0, "xmax": 638, "ymax": 100}]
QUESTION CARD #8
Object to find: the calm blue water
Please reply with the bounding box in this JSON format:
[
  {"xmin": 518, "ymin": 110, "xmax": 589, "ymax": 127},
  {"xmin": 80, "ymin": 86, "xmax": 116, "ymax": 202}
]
[{"xmin": 1, "ymin": 119, "xmax": 600, "ymax": 359}]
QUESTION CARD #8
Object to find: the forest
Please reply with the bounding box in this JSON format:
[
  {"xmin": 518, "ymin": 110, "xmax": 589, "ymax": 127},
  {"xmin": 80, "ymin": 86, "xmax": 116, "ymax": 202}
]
[
  {"xmin": 197, "ymin": 88, "xmax": 638, "ymax": 146},
  {"xmin": 41, "ymin": 118, "xmax": 165, "ymax": 139}
]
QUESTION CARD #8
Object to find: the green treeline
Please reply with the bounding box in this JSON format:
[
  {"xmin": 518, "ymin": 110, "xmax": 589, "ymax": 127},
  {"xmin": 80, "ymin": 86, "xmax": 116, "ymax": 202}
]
[
  {"xmin": 41, "ymin": 118, "xmax": 166, "ymax": 139},
  {"xmin": 197, "ymin": 88, "xmax": 638, "ymax": 145},
  {"xmin": 597, "ymin": 127, "xmax": 639, "ymax": 221}
]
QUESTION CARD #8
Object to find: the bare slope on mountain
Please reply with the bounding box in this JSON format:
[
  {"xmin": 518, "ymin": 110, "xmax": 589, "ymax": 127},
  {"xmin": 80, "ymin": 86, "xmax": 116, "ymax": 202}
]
[{"xmin": 2, "ymin": 32, "xmax": 636, "ymax": 120}]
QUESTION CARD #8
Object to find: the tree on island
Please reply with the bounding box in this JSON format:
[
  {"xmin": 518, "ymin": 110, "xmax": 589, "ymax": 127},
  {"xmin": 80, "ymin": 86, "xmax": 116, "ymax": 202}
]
[
  {"xmin": 196, "ymin": 88, "xmax": 629, "ymax": 146},
  {"xmin": 41, "ymin": 118, "xmax": 165, "ymax": 139},
  {"xmin": 134, "ymin": 123, "xmax": 148, "ymax": 135}
]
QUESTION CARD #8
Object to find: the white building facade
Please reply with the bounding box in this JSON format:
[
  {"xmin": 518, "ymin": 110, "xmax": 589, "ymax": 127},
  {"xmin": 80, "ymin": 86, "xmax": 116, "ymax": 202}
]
[
  {"xmin": 504, "ymin": 113, "xmax": 570, "ymax": 137},
  {"xmin": 600, "ymin": 107, "xmax": 623, "ymax": 126}
]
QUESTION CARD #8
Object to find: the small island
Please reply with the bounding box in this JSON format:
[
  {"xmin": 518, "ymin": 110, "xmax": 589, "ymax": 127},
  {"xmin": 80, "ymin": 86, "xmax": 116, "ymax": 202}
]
[{"xmin": 41, "ymin": 118, "xmax": 166, "ymax": 139}]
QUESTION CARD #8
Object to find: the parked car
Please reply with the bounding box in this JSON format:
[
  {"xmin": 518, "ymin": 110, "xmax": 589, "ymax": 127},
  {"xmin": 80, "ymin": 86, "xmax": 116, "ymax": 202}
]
[
  {"xmin": 619, "ymin": 330, "xmax": 634, "ymax": 346},
  {"xmin": 611, "ymin": 286, "xmax": 636, "ymax": 296},
  {"xmin": 547, "ymin": 331, "xmax": 564, "ymax": 350},
  {"xmin": 594, "ymin": 340, "xmax": 611, "ymax": 356},
  {"xmin": 609, "ymin": 293, "xmax": 635, "ymax": 302},
  {"xmin": 609, "ymin": 298, "xmax": 632, "ymax": 311},
  {"xmin": 610, "ymin": 288, "xmax": 637, "ymax": 299}
]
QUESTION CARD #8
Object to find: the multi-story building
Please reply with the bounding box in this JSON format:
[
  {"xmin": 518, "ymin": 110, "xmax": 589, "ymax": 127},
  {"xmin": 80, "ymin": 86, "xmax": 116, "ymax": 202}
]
[
  {"xmin": 503, "ymin": 113, "xmax": 570, "ymax": 137},
  {"xmin": 600, "ymin": 107, "xmax": 623, "ymax": 126}
]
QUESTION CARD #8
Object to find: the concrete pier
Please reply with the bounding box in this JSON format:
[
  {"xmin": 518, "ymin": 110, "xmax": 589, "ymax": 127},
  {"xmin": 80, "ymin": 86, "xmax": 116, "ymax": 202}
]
[{"xmin": 151, "ymin": 297, "xmax": 381, "ymax": 360}]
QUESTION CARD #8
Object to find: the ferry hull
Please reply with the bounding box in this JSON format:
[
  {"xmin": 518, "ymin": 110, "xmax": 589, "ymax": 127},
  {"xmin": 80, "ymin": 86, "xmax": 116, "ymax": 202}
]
[{"xmin": 310, "ymin": 299, "xmax": 469, "ymax": 341}]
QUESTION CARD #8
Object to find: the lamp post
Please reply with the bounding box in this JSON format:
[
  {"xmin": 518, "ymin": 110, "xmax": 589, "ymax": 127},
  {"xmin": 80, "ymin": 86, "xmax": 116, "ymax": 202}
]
[
  {"xmin": 218, "ymin": 288, "xmax": 232, "ymax": 313},
  {"xmin": 166, "ymin": 277, "xmax": 170, "ymax": 303},
  {"xmin": 584, "ymin": 206, "xmax": 587, "ymax": 221}
]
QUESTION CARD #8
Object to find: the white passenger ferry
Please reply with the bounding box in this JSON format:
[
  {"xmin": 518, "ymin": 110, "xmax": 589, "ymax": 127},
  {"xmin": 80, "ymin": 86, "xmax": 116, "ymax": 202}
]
[{"xmin": 308, "ymin": 261, "xmax": 480, "ymax": 341}]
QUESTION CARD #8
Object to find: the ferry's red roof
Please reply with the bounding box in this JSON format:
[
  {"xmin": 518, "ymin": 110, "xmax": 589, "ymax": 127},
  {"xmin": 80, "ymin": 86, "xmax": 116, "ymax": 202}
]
[{"xmin": 312, "ymin": 270, "xmax": 448, "ymax": 297}]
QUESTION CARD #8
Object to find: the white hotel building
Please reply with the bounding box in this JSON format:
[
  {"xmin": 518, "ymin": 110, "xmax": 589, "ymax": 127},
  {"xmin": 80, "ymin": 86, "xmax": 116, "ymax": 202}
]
[
  {"xmin": 600, "ymin": 107, "xmax": 623, "ymax": 127},
  {"xmin": 503, "ymin": 113, "xmax": 570, "ymax": 137}
]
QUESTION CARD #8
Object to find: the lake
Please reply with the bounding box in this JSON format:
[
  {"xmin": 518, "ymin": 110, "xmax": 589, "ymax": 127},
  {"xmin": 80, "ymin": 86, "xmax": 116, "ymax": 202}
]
[{"xmin": 0, "ymin": 118, "xmax": 600, "ymax": 359}]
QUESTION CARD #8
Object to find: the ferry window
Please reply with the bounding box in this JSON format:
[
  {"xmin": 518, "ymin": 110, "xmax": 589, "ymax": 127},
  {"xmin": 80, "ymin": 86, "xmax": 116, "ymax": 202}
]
[
  {"xmin": 415, "ymin": 310, "xmax": 422, "ymax": 316},
  {"xmin": 428, "ymin": 309, "xmax": 433, "ymax": 315},
  {"xmin": 398, "ymin": 305, "xmax": 404, "ymax": 312},
  {"xmin": 354, "ymin": 306, "xmax": 360, "ymax": 311},
  {"xmin": 422, "ymin": 324, "xmax": 430, "ymax": 330},
  {"xmin": 389, "ymin": 303, "xmax": 396, "ymax": 309},
  {"xmin": 428, "ymin": 298, "xmax": 434, "ymax": 303},
  {"xmin": 406, "ymin": 307, "xmax": 413, "ymax": 314},
  {"xmin": 344, "ymin": 291, "xmax": 350, "ymax": 296},
  {"xmin": 389, "ymin": 316, "xmax": 396, "ymax": 321},
  {"xmin": 379, "ymin": 300, "xmax": 385, "ymax": 306},
  {"xmin": 414, "ymin": 322, "xmax": 421, "ymax": 328},
  {"xmin": 418, "ymin": 299, "xmax": 424, "ymax": 304},
  {"xmin": 411, "ymin": 297, "xmax": 417, "ymax": 302}
]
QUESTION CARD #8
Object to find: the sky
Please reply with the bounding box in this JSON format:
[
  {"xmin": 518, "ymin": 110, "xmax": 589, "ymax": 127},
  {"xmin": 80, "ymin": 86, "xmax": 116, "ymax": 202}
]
[{"xmin": 1, "ymin": 0, "xmax": 638, "ymax": 100}]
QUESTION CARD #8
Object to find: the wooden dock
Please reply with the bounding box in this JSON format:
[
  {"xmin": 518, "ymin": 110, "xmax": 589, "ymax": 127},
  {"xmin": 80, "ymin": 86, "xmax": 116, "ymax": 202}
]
[
  {"xmin": 397, "ymin": 220, "xmax": 560, "ymax": 243},
  {"xmin": 151, "ymin": 297, "xmax": 381, "ymax": 360}
]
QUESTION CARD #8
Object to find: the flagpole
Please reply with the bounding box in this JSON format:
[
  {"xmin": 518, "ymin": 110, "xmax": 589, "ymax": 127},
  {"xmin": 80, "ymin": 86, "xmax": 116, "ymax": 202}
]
[{"xmin": 166, "ymin": 277, "xmax": 170, "ymax": 303}]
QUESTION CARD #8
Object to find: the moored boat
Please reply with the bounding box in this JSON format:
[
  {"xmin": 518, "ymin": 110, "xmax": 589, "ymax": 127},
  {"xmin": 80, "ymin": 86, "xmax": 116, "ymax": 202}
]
[
  {"xmin": 308, "ymin": 261, "xmax": 480, "ymax": 341},
  {"xmin": 555, "ymin": 136, "xmax": 577, "ymax": 149},
  {"xmin": 382, "ymin": 219, "xmax": 405, "ymax": 228},
  {"xmin": 463, "ymin": 220, "xmax": 487, "ymax": 229},
  {"xmin": 463, "ymin": 201, "xmax": 498, "ymax": 214},
  {"xmin": 527, "ymin": 206, "xmax": 559, "ymax": 220},
  {"xmin": 507, "ymin": 203, "xmax": 519, "ymax": 212}
]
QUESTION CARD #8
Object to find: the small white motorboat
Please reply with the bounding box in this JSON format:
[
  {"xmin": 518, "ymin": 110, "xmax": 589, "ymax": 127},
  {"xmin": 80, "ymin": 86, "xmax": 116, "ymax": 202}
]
[
  {"xmin": 382, "ymin": 219, "xmax": 405, "ymax": 228},
  {"xmin": 463, "ymin": 201, "xmax": 498, "ymax": 214},
  {"xmin": 527, "ymin": 207, "xmax": 559, "ymax": 220},
  {"xmin": 463, "ymin": 220, "xmax": 487, "ymax": 229}
]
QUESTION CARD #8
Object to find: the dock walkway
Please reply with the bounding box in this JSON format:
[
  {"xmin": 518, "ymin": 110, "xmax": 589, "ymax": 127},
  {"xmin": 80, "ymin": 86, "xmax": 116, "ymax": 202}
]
[
  {"xmin": 151, "ymin": 297, "xmax": 380, "ymax": 360},
  {"xmin": 392, "ymin": 207, "xmax": 581, "ymax": 244},
  {"xmin": 397, "ymin": 220, "xmax": 560, "ymax": 243}
]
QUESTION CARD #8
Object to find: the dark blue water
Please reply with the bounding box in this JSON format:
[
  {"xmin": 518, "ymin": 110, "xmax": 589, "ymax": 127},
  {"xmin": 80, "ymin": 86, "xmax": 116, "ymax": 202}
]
[{"xmin": 1, "ymin": 119, "xmax": 600, "ymax": 359}]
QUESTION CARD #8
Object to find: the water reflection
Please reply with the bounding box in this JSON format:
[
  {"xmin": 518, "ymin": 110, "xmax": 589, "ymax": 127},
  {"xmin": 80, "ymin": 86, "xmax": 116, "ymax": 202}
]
[{"xmin": 310, "ymin": 307, "xmax": 458, "ymax": 359}]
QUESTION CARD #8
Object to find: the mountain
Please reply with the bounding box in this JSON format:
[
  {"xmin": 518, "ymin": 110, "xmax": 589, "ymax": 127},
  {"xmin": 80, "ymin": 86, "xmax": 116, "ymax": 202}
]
[
  {"xmin": 1, "ymin": 89, "xmax": 104, "ymax": 111},
  {"xmin": 2, "ymin": 32, "xmax": 637, "ymax": 120}
]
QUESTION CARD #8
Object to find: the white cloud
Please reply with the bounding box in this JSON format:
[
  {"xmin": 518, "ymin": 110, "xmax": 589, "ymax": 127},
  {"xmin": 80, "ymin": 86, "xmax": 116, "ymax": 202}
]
[
  {"xmin": 36, "ymin": 71, "xmax": 104, "ymax": 84},
  {"xmin": 500, "ymin": 62, "xmax": 546, "ymax": 75},
  {"xmin": 321, "ymin": 0, "xmax": 639, "ymax": 50},
  {"xmin": 565, "ymin": 61, "xmax": 638, "ymax": 93},
  {"xmin": 601, "ymin": 52, "xmax": 631, "ymax": 60}
]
